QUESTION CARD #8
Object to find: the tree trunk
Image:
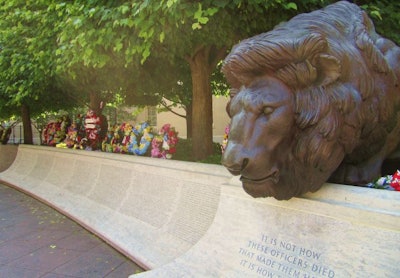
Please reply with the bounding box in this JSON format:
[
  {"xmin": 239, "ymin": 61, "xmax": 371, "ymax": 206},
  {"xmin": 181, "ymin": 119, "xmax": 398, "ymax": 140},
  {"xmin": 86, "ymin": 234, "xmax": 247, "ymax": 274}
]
[
  {"xmin": 186, "ymin": 101, "xmax": 193, "ymax": 139},
  {"xmin": 89, "ymin": 91, "xmax": 101, "ymax": 113},
  {"xmin": 188, "ymin": 48, "xmax": 214, "ymax": 160},
  {"xmin": 21, "ymin": 104, "xmax": 33, "ymax": 144}
]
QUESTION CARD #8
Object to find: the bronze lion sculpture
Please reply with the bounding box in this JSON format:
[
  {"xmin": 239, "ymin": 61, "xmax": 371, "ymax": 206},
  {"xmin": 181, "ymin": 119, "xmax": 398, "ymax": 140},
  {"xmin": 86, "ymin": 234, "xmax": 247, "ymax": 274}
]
[{"xmin": 221, "ymin": 1, "xmax": 400, "ymax": 200}]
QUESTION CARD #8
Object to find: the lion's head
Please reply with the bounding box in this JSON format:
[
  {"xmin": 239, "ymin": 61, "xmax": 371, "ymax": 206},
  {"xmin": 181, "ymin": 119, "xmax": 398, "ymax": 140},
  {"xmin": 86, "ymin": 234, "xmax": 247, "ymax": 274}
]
[{"xmin": 221, "ymin": 1, "xmax": 399, "ymax": 200}]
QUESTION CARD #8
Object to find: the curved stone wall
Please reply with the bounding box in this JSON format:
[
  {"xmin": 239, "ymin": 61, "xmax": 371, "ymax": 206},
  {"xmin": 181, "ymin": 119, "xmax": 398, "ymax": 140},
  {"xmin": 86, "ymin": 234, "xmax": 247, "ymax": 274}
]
[
  {"xmin": 0, "ymin": 145, "xmax": 229, "ymax": 269},
  {"xmin": 1, "ymin": 145, "xmax": 399, "ymax": 277}
]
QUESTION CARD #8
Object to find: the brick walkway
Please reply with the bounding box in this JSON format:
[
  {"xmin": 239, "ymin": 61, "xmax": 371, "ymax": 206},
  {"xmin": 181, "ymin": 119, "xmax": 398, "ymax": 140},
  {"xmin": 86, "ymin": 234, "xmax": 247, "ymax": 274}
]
[{"xmin": 0, "ymin": 183, "xmax": 144, "ymax": 278}]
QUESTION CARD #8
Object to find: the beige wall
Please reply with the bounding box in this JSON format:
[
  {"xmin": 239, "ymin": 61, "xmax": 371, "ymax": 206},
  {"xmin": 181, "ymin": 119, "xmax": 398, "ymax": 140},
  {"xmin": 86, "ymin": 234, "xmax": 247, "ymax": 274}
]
[
  {"xmin": 8, "ymin": 123, "xmax": 41, "ymax": 145},
  {"xmin": 155, "ymin": 96, "xmax": 230, "ymax": 143},
  {"xmin": 212, "ymin": 96, "xmax": 231, "ymax": 143}
]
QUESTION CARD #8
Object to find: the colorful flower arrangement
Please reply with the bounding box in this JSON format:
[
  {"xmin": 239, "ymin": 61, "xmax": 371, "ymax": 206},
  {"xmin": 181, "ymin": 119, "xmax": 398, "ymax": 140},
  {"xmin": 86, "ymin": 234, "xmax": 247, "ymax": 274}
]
[
  {"xmin": 43, "ymin": 112, "xmax": 180, "ymax": 159},
  {"xmin": 102, "ymin": 121, "xmax": 154, "ymax": 156},
  {"xmin": 130, "ymin": 122, "xmax": 154, "ymax": 155},
  {"xmin": 365, "ymin": 170, "xmax": 400, "ymax": 191},
  {"xmin": 221, "ymin": 124, "xmax": 230, "ymax": 153},
  {"xmin": 151, "ymin": 124, "xmax": 179, "ymax": 159},
  {"xmin": 56, "ymin": 122, "xmax": 81, "ymax": 149},
  {"xmin": 83, "ymin": 109, "xmax": 102, "ymax": 150},
  {"xmin": 102, "ymin": 122, "xmax": 179, "ymax": 158},
  {"xmin": 51, "ymin": 111, "xmax": 105, "ymax": 150},
  {"xmin": 42, "ymin": 116, "xmax": 71, "ymax": 146}
]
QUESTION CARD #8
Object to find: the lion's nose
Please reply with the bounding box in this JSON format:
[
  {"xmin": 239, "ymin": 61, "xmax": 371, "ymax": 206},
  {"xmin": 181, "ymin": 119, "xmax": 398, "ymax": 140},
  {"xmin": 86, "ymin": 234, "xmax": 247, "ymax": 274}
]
[{"xmin": 221, "ymin": 145, "xmax": 249, "ymax": 175}]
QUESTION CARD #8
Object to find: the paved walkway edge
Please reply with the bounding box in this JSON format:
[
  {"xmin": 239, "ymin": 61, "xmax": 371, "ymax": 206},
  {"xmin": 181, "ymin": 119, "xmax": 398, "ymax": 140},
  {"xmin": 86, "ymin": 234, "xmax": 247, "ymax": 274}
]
[
  {"xmin": 0, "ymin": 178, "xmax": 149, "ymax": 272},
  {"xmin": 2, "ymin": 145, "xmax": 399, "ymax": 277},
  {"xmin": 0, "ymin": 144, "xmax": 229, "ymax": 270}
]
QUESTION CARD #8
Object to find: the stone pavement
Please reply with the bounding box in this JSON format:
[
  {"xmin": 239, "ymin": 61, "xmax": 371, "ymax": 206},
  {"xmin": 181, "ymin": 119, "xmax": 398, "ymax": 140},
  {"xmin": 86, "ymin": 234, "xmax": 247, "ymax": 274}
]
[
  {"xmin": 0, "ymin": 144, "xmax": 18, "ymax": 172},
  {"xmin": 0, "ymin": 182, "xmax": 144, "ymax": 278}
]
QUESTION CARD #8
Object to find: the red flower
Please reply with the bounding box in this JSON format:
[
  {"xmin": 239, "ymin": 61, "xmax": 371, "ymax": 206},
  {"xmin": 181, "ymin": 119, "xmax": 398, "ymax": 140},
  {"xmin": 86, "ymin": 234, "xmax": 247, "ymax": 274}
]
[{"xmin": 390, "ymin": 170, "xmax": 400, "ymax": 191}]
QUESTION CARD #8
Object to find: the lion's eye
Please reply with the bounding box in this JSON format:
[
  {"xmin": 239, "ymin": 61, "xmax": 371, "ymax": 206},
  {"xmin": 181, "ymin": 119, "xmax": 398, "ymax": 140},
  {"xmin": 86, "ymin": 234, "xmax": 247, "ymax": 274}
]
[{"xmin": 263, "ymin": 106, "xmax": 274, "ymax": 115}]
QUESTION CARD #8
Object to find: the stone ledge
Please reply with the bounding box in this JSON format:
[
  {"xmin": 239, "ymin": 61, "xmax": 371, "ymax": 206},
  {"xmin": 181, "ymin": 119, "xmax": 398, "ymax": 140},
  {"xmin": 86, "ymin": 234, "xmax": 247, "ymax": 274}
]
[
  {"xmin": 0, "ymin": 145, "xmax": 229, "ymax": 270},
  {"xmin": 136, "ymin": 181, "xmax": 400, "ymax": 277},
  {"xmin": 0, "ymin": 145, "xmax": 399, "ymax": 277}
]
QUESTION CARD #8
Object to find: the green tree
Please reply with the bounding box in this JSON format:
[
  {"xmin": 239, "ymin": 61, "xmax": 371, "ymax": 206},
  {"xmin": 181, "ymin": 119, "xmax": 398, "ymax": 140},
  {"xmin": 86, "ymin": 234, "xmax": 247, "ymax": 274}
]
[
  {"xmin": 124, "ymin": 0, "xmax": 317, "ymax": 160},
  {"xmin": 54, "ymin": 1, "xmax": 146, "ymax": 114},
  {"xmin": 0, "ymin": 0, "xmax": 74, "ymax": 144},
  {"xmin": 139, "ymin": 55, "xmax": 194, "ymax": 137},
  {"xmin": 73, "ymin": 0, "xmax": 308, "ymax": 160},
  {"xmin": 4, "ymin": 0, "xmax": 397, "ymax": 157},
  {"xmin": 354, "ymin": 0, "xmax": 400, "ymax": 45}
]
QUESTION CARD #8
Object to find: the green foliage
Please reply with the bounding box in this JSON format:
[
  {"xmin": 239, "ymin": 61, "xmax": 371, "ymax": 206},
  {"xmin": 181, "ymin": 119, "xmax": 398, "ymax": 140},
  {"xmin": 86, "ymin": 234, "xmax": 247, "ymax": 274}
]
[
  {"xmin": 358, "ymin": 0, "xmax": 400, "ymax": 45},
  {"xmin": 212, "ymin": 62, "xmax": 230, "ymax": 97},
  {"xmin": 199, "ymin": 153, "xmax": 223, "ymax": 165},
  {"xmin": 1, "ymin": 0, "xmax": 398, "ymax": 147},
  {"xmin": 198, "ymin": 141, "xmax": 224, "ymax": 164},
  {"xmin": 173, "ymin": 137, "xmax": 223, "ymax": 164},
  {"xmin": 172, "ymin": 138, "xmax": 194, "ymax": 162},
  {"xmin": 0, "ymin": 0, "xmax": 74, "ymax": 118}
]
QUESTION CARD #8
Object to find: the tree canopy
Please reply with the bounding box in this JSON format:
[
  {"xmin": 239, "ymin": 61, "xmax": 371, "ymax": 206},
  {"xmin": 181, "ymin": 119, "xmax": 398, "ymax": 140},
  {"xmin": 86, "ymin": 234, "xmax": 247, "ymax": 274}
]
[
  {"xmin": 0, "ymin": 0, "xmax": 76, "ymax": 143},
  {"xmin": 0, "ymin": 0, "xmax": 398, "ymax": 159}
]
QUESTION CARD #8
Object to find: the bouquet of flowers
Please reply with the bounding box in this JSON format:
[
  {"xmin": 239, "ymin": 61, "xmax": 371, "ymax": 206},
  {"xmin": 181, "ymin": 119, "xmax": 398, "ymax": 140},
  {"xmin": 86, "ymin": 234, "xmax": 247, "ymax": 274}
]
[
  {"xmin": 151, "ymin": 124, "xmax": 179, "ymax": 159},
  {"xmin": 365, "ymin": 170, "xmax": 400, "ymax": 191},
  {"xmin": 128, "ymin": 122, "xmax": 153, "ymax": 155}
]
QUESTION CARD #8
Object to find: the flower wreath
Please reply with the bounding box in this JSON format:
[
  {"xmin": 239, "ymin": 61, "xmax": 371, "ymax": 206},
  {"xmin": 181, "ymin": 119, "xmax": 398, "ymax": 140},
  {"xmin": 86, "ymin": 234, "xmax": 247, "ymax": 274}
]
[
  {"xmin": 101, "ymin": 121, "xmax": 153, "ymax": 155},
  {"xmin": 365, "ymin": 170, "xmax": 400, "ymax": 191},
  {"xmin": 42, "ymin": 115, "xmax": 73, "ymax": 147},
  {"xmin": 151, "ymin": 124, "xmax": 179, "ymax": 159},
  {"xmin": 82, "ymin": 109, "xmax": 102, "ymax": 151},
  {"xmin": 128, "ymin": 122, "xmax": 153, "ymax": 155},
  {"xmin": 56, "ymin": 122, "xmax": 81, "ymax": 149}
]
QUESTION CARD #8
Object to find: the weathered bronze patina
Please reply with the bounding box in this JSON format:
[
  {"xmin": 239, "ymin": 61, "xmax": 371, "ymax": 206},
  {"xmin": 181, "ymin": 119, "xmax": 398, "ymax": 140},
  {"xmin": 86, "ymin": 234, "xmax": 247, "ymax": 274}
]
[{"xmin": 221, "ymin": 1, "xmax": 400, "ymax": 200}]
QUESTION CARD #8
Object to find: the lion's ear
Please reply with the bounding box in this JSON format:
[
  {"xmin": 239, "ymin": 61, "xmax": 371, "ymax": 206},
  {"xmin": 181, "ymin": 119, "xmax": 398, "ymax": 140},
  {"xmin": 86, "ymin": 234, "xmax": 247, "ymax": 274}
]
[{"xmin": 315, "ymin": 54, "xmax": 341, "ymax": 86}]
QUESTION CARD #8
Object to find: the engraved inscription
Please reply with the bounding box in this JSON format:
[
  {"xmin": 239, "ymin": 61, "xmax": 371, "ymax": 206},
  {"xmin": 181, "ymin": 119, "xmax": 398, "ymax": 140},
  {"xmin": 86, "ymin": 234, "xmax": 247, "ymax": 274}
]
[{"xmin": 239, "ymin": 234, "xmax": 335, "ymax": 277}]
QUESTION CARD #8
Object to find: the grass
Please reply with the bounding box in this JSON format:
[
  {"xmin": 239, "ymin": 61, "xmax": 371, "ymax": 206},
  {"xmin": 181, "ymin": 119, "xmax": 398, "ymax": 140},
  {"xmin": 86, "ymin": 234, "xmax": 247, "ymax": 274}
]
[{"xmin": 173, "ymin": 138, "xmax": 223, "ymax": 165}]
